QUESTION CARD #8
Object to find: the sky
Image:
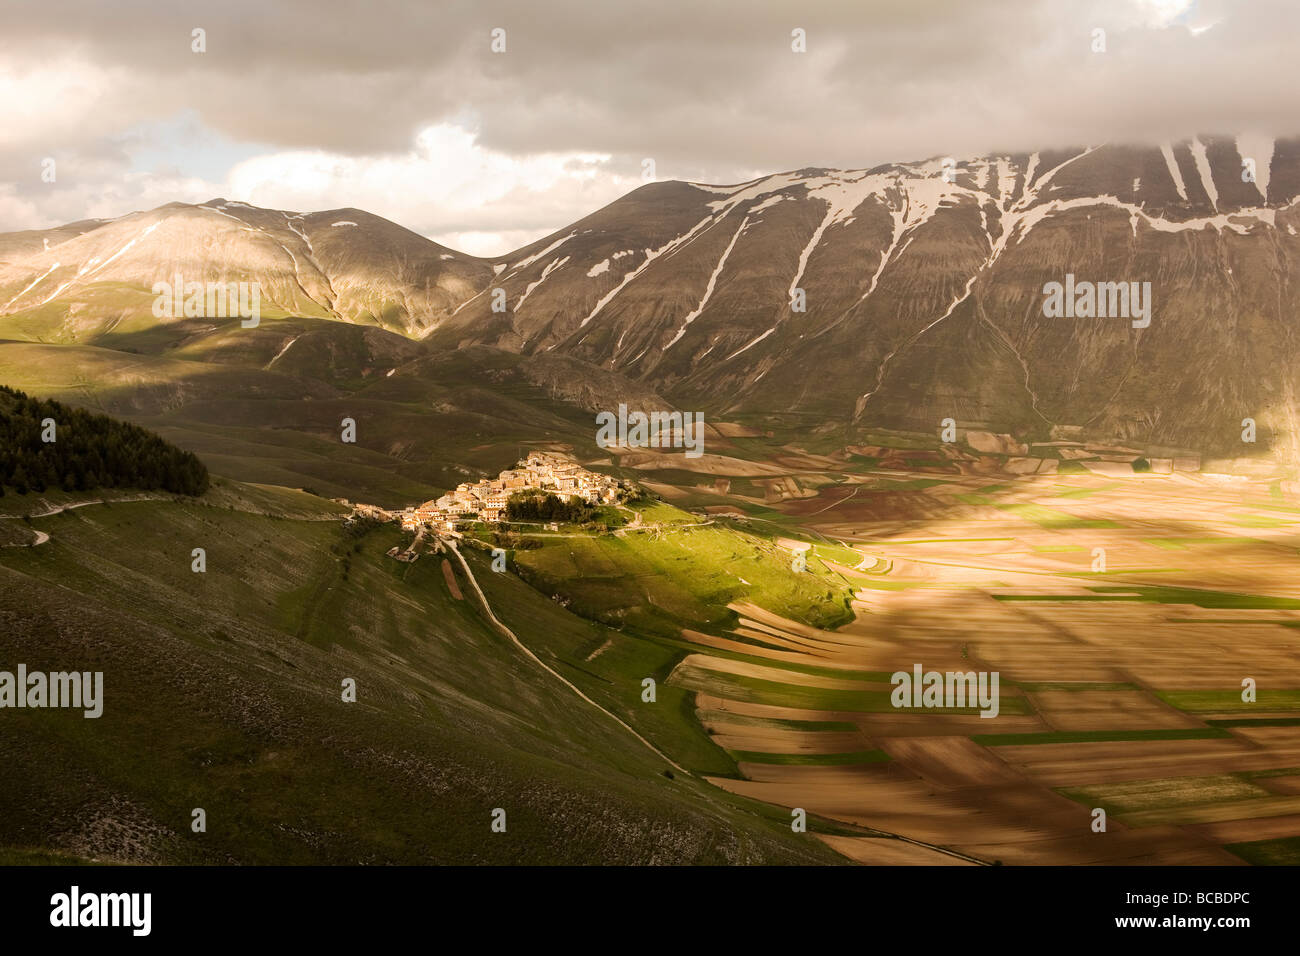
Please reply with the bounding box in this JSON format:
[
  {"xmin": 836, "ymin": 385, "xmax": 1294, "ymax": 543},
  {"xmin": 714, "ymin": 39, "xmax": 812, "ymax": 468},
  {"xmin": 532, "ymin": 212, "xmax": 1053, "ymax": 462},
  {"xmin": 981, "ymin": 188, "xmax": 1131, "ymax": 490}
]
[{"xmin": 0, "ymin": 0, "xmax": 1293, "ymax": 256}]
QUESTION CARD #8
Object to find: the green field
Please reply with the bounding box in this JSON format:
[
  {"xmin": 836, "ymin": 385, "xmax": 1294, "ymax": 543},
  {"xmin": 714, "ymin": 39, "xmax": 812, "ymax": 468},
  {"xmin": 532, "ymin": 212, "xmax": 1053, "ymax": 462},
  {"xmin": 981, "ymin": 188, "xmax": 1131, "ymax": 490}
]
[
  {"xmin": 973, "ymin": 728, "xmax": 1231, "ymax": 746},
  {"xmin": 1059, "ymin": 774, "xmax": 1270, "ymax": 816},
  {"xmin": 727, "ymin": 750, "xmax": 892, "ymax": 766},
  {"xmin": 1227, "ymin": 836, "xmax": 1300, "ymax": 865},
  {"xmin": 674, "ymin": 664, "xmax": 1031, "ymax": 715},
  {"xmin": 0, "ymin": 485, "xmax": 843, "ymax": 864},
  {"xmin": 507, "ymin": 501, "xmax": 855, "ymax": 638},
  {"xmin": 994, "ymin": 585, "xmax": 1300, "ymax": 609},
  {"xmin": 1157, "ymin": 690, "xmax": 1300, "ymax": 713}
]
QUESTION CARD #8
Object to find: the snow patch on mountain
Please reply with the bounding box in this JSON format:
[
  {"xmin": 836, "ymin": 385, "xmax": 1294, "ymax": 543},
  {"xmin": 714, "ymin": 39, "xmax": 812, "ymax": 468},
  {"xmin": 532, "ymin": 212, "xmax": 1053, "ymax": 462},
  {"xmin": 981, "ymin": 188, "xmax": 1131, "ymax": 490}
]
[
  {"xmin": 787, "ymin": 172, "xmax": 896, "ymax": 300},
  {"xmin": 725, "ymin": 327, "xmax": 775, "ymax": 361},
  {"xmin": 285, "ymin": 215, "xmax": 313, "ymax": 249},
  {"xmin": 200, "ymin": 205, "xmax": 253, "ymax": 226},
  {"xmin": 996, "ymin": 157, "xmax": 1019, "ymax": 208},
  {"xmin": 1189, "ymin": 137, "xmax": 1219, "ymax": 210},
  {"xmin": 509, "ymin": 232, "xmax": 576, "ymax": 277},
  {"xmin": 515, "ymin": 255, "xmax": 569, "ymax": 312},
  {"xmin": 1160, "ymin": 143, "xmax": 1189, "ymax": 201},
  {"xmin": 1236, "ymin": 133, "xmax": 1274, "ymax": 201},
  {"xmin": 1027, "ymin": 146, "xmax": 1099, "ymax": 199},
  {"xmin": 750, "ymin": 194, "xmax": 787, "ymax": 213},
  {"xmin": 578, "ymin": 214, "xmax": 716, "ymax": 329},
  {"xmin": 265, "ymin": 335, "xmax": 301, "ymax": 369},
  {"xmin": 665, "ymin": 215, "xmax": 750, "ymax": 350},
  {"xmin": 40, "ymin": 221, "xmax": 161, "ymax": 305},
  {"xmin": 706, "ymin": 172, "xmax": 809, "ymax": 214},
  {"xmin": 2, "ymin": 261, "xmax": 61, "ymax": 311},
  {"xmin": 1006, "ymin": 193, "xmax": 1272, "ymax": 251}
]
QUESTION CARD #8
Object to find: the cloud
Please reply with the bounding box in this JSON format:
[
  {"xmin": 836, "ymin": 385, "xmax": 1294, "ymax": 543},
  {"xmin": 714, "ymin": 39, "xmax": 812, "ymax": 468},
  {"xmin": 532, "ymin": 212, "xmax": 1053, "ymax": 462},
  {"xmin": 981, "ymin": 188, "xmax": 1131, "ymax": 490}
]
[
  {"xmin": 224, "ymin": 124, "xmax": 641, "ymax": 255},
  {"xmin": 1, "ymin": 0, "xmax": 1296, "ymax": 252}
]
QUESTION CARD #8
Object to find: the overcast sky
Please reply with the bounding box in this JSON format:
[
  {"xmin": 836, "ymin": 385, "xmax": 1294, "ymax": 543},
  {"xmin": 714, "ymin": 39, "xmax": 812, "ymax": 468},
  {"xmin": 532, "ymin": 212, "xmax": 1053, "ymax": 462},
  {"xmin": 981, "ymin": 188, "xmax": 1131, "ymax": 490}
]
[{"xmin": 0, "ymin": 0, "xmax": 1293, "ymax": 255}]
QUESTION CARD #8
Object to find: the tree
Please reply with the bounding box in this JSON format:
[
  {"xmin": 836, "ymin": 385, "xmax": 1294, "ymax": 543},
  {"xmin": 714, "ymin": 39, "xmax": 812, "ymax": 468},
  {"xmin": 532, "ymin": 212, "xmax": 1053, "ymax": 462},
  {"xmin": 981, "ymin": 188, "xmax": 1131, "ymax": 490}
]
[{"xmin": 0, "ymin": 384, "xmax": 209, "ymax": 496}]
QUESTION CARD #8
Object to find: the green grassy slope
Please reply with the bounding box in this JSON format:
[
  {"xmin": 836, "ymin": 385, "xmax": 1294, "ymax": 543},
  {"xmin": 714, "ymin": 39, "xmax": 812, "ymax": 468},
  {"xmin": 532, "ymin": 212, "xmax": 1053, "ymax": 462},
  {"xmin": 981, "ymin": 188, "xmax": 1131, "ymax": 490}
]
[
  {"xmin": 0, "ymin": 483, "xmax": 841, "ymax": 864},
  {"xmin": 497, "ymin": 501, "xmax": 855, "ymax": 639},
  {"xmin": 455, "ymin": 501, "xmax": 859, "ymax": 779},
  {"xmin": 0, "ymin": 329, "xmax": 609, "ymax": 506}
]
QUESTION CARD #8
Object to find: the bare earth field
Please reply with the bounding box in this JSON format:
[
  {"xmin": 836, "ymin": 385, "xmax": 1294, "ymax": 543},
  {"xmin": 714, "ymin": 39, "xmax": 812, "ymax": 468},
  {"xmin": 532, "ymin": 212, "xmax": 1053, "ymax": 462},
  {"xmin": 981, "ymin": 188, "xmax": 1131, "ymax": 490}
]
[{"xmin": 659, "ymin": 466, "xmax": 1300, "ymax": 864}]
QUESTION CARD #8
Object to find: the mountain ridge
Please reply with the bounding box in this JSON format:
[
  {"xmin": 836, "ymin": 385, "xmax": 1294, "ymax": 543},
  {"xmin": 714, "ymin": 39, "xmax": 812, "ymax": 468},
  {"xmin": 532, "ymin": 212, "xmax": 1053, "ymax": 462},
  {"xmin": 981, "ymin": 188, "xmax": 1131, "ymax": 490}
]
[{"xmin": 3, "ymin": 134, "xmax": 1299, "ymax": 464}]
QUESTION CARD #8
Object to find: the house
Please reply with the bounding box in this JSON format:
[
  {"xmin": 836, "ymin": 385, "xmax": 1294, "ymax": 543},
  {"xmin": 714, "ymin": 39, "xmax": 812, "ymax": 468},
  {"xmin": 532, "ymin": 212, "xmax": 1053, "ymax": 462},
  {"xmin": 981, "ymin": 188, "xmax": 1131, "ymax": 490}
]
[{"xmin": 397, "ymin": 452, "xmax": 625, "ymax": 531}]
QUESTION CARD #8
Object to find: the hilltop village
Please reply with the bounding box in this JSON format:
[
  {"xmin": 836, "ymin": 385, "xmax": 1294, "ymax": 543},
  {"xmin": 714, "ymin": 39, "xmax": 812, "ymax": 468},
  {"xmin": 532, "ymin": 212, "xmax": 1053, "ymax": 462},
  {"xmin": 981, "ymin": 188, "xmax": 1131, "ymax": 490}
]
[{"xmin": 398, "ymin": 452, "xmax": 623, "ymax": 532}]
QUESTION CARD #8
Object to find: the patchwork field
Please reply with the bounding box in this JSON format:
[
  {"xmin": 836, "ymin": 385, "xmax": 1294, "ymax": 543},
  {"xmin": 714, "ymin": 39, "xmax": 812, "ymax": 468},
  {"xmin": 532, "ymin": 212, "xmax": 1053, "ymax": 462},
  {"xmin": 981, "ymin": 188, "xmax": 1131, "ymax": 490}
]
[
  {"xmin": 707, "ymin": 468, "xmax": 1300, "ymax": 863},
  {"xmin": 488, "ymin": 456, "xmax": 1300, "ymax": 864},
  {"xmin": 6, "ymin": 419, "xmax": 1300, "ymax": 864}
]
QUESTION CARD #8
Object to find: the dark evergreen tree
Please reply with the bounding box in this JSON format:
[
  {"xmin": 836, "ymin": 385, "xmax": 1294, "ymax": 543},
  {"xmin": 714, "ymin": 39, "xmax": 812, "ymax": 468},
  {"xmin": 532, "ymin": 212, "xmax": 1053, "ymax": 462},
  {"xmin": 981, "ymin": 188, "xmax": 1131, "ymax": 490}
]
[
  {"xmin": 0, "ymin": 385, "xmax": 209, "ymax": 496},
  {"xmin": 505, "ymin": 491, "xmax": 596, "ymax": 524}
]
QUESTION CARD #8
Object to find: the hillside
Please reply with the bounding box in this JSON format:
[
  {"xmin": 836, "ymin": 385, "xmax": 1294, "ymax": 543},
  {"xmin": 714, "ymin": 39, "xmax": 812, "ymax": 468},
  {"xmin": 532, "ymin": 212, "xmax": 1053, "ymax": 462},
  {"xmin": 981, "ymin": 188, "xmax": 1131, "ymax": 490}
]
[
  {"xmin": 0, "ymin": 385, "xmax": 207, "ymax": 496},
  {"xmin": 0, "ymin": 482, "xmax": 843, "ymax": 864},
  {"xmin": 0, "ymin": 329, "xmax": 649, "ymax": 506},
  {"xmin": 2, "ymin": 135, "xmax": 1299, "ymax": 483},
  {"xmin": 432, "ymin": 138, "xmax": 1300, "ymax": 464},
  {"xmin": 0, "ymin": 201, "xmax": 492, "ymax": 338}
]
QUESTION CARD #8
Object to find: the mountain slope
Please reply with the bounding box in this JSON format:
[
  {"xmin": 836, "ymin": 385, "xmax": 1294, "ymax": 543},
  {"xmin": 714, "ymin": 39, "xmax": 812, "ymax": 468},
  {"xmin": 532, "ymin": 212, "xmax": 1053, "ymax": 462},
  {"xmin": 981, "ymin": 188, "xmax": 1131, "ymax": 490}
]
[
  {"xmin": 4, "ymin": 135, "xmax": 1300, "ymax": 463},
  {"xmin": 433, "ymin": 136, "xmax": 1300, "ymax": 462},
  {"xmin": 0, "ymin": 485, "xmax": 841, "ymax": 864},
  {"xmin": 0, "ymin": 200, "xmax": 492, "ymax": 338}
]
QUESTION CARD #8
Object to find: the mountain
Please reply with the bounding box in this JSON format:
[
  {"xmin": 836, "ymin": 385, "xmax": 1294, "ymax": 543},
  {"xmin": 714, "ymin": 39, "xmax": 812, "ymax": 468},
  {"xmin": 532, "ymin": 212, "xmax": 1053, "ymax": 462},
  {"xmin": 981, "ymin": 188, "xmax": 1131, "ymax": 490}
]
[
  {"xmin": 433, "ymin": 136, "xmax": 1300, "ymax": 464},
  {"xmin": 3, "ymin": 135, "xmax": 1299, "ymax": 467},
  {"xmin": 0, "ymin": 200, "xmax": 492, "ymax": 338},
  {"xmin": 0, "ymin": 218, "xmax": 109, "ymax": 266}
]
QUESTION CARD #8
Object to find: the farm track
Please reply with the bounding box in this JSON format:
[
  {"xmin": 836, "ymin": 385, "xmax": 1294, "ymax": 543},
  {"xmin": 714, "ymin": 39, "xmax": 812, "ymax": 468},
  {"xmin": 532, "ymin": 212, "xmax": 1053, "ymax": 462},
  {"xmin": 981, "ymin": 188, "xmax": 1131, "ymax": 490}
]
[{"xmin": 447, "ymin": 535, "xmax": 992, "ymax": 865}]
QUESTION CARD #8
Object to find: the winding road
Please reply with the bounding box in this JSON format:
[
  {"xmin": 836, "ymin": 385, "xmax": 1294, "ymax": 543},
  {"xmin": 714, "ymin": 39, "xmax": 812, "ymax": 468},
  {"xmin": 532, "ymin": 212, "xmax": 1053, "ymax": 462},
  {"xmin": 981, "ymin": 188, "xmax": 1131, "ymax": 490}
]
[
  {"xmin": 0, "ymin": 494, "xmax": 170, "ymax": 548},
  {"xmin": 444, "ymin": 535, "xmax": 990, "ymax": 865},
  {"xmin": 445, "ymin": 539, "xmax": 686, "ymax": 774}
]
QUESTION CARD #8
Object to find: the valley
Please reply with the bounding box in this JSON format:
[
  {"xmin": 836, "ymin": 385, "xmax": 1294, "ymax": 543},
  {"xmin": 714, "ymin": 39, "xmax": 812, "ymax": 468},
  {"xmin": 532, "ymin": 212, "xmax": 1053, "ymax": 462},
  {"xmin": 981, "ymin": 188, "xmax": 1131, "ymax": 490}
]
[
  {"xmin": 4, "ymin": 385, "xmax": 1300, "ymax": 864},
  {"xmin": 0, "ymin": 480, "xmax": 845, "ymax": 864},
  {"xmin": 454, "ymin": 450, "xmax": 1300, "ymax": 865},
  {"xmin": 3, "ymin": 138, "xmax": 1300, "ymax": 866}
]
